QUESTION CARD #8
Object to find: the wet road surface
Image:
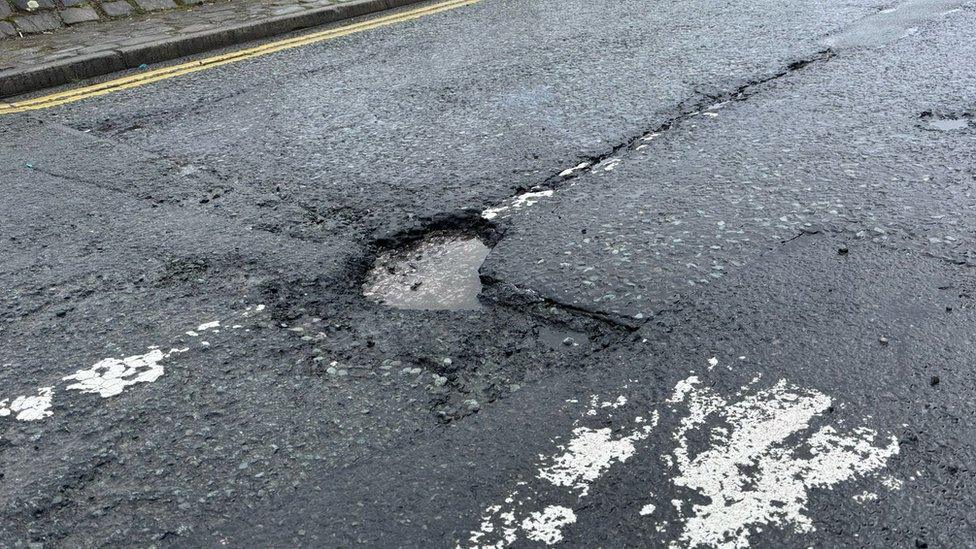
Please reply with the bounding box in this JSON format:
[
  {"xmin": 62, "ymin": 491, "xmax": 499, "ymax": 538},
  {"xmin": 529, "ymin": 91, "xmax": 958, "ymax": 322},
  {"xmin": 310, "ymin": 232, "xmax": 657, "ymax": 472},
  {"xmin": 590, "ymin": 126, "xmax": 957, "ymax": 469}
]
[{"xmin": 1, "ymin": 0, "xmax": 974, "ymax": 546}]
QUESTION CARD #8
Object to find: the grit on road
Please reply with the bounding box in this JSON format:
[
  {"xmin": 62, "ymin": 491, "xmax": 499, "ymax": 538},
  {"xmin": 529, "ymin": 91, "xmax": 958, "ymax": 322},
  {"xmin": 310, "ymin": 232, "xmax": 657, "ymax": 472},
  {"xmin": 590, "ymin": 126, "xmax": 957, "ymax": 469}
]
[{"xmin": 0, "ymin": 0, "xmax": 974, "ymax": 546}]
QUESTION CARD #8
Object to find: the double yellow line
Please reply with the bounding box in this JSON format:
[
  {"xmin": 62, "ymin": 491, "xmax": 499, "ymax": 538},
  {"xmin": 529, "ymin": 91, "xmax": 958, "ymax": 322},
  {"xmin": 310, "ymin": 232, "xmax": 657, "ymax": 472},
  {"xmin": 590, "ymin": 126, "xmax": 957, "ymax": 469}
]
[{"xmin": 0, "ymin": 0, "xmax": 479, "ymax": 115}]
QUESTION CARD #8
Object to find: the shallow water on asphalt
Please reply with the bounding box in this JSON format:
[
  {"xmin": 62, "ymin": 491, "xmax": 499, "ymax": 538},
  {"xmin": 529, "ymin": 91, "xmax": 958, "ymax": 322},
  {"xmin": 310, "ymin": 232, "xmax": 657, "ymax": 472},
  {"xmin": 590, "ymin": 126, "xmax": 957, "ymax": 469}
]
[
  {"xmin": 929, "ymin": 117, "xmax": 969, "ymax": 131},
  {"xmin": 363, "ymin": 233, "xmax": 490, "ymax": 310}
]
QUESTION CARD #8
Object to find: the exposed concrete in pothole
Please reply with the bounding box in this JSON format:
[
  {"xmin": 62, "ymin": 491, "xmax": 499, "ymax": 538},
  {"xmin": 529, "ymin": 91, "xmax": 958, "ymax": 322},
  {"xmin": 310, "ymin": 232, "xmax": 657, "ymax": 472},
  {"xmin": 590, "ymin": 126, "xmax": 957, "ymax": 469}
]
[{"xmin": 363, "ymin": 232, "xmax": 491, "ymax": 311}]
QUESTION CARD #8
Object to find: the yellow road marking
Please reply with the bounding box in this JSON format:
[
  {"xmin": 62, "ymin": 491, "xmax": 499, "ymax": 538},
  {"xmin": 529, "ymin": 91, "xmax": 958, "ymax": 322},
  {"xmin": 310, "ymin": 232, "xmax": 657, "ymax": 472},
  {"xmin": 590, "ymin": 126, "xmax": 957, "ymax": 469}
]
[{"xmin": 0, "ymin": 0, "xmax": 479, "ymax": 115}]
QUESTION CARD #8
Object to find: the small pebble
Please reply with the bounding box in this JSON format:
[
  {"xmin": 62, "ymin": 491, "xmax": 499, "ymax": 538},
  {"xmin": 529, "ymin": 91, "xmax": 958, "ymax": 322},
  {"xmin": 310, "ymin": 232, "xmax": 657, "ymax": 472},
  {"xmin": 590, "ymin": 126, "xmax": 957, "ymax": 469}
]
[{"xmin": 879, "ymin": 337, "xmax": 889, "ymax": 345}]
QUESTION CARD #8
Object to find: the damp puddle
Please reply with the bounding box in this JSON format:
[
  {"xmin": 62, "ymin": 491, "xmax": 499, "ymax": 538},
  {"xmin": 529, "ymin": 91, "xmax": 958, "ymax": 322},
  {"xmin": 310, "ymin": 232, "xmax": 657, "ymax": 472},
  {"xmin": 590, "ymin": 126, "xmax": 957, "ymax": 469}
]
[
  {"xmin": 929, "ymin": 118, "xmax": 969, "ymax": 131},
  {"xmin": 363, "ymin": 233, "xmax": 490, "ymax": 310}
]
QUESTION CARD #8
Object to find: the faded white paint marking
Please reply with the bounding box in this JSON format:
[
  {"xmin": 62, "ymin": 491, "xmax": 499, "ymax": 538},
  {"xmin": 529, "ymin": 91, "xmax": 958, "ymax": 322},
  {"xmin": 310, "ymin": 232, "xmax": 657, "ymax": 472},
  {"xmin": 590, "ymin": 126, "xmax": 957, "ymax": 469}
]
[
  {"xmin": 559, "ymin": 162, "xmax": 590, "ymax": 177},
  {"xmin": 0, "ymin": 387, "xmax": 54, "ymax": 421},
  {"xmin": 666, "ymin": 376, "xmax": 899, "ymax": 549},
  {"xmin": 0, "ymin": 304, "xmax": 270, "ymax": 430},
  {"xmin": 63, "ymin": 348, "xmax": 188, "ymax": 398},
  {"xmin": 466, "ymin": 400, "xmax": 657, "ymax": 547},
  {"xmin": 468, "ymin": 362, "xmax": 900, "ymax": 548},
  {"xmin": 482, "ymin": 190, "xmax": 555, "ymax": 220},
  {"xmin": 600, "ymin": 395, "xmax": 627, "ymax": 409},
  {"xmin": 538, "ymin": 421, "xmax": 652, "ymax": 496},
  {"xmin": 522, "ymin": 506, "xmax": 576, "ymax": 545},
  {"xmin": 880, "ymin": 475, "xmax": 904, "ymax": 491}
]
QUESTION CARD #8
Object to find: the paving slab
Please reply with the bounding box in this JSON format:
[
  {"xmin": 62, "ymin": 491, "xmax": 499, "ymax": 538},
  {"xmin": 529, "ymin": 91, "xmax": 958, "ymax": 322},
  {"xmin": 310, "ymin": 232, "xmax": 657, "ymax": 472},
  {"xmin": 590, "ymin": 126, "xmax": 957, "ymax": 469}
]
[{"xmin": 0, "ymin": 0, "xmax": 426, "ymax": 97}]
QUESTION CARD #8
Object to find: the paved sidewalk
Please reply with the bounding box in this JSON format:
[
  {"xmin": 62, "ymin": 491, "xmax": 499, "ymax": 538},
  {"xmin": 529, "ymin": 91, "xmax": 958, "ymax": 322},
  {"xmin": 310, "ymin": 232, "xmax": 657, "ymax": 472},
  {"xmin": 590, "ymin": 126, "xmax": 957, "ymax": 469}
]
[{"xmin": 0, "ymin": 0, "xmax": 423, "ymax": 98}]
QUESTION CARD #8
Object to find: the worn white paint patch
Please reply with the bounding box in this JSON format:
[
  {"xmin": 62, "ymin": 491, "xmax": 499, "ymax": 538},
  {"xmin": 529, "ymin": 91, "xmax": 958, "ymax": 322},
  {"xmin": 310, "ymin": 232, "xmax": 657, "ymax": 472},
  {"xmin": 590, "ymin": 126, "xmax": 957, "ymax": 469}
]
[
  {"xmin": 601, "ymin": 395, "xmax": 628, "ymax": 409},
  {"xmin": 538, "ymin": 421, "xmax": 652, "ymax": 496},
  {"xmin": 0, "ymin": 305, "xmax": 269, "ymax": 429},
  {"xmin": 466, "ymin": 401, "xmax": 657, "ymax": 547},
  {"xmin": 197, "ymin": 320, "xmax": 221, "ymax": 331},
  {"xmin": 0, "ymin": 387, "xmax": 54, "ymax": 421},
  {"xmin": 468, "ymin": 363, "xmax": 900, "ymax": 548},
  {"xmin": 482, "ymin": 190, "xmax": 555, "ymax": 220},
  {"xmin": 880, "ymin": 474, "xmax": 904, "ymax": 491},
  {"xmin": 853, "ymin": 491, "xmax": 878, "ymax": 503},
  {"xmin": 240, "ymin": 304, "xmax": 266, "ymax": 317},
  {"xmin": 559, "ymin": 162, "xmax": 590, "ymax": 177},
  {"xmin": 63, "ymin": 348, "xmax": 188, "ymax": 398},
  {"xmin": 665, "ymin": 376, "xmax": 900, "ymax": 549},
  {"xmin": 521, "ymin": 506, "xmax": 577, "ymax": 545}
]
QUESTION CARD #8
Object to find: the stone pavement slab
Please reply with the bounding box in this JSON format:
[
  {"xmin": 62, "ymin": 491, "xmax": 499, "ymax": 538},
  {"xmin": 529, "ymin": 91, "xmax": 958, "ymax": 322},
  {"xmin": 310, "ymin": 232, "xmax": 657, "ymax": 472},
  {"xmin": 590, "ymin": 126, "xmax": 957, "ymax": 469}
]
[{"xmin": 0, "ymin": 0, "xmax": 424, "ymax": 98}]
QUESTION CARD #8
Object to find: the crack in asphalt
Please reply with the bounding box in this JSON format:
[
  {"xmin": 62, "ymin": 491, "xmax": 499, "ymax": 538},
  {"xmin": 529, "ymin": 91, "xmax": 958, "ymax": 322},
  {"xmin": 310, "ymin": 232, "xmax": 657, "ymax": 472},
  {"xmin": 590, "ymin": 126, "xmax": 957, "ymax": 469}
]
[
  {"xmin": 482, "ymin": 50, "xmax": 836, "ymax": 210},
  {"xmin": 466, "ymin": 50, "xmax": 836, "ymax": 329}
]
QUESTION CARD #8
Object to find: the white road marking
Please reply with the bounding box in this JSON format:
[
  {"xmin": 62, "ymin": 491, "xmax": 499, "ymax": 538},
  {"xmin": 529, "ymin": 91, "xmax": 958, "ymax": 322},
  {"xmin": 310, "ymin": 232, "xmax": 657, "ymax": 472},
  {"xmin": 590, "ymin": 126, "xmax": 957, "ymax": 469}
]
[
  {"xmin": 667, "ymin": 376, "xmax": 899, "ymax": 549},
  {"xmin": 559, "ymin": 162, "xmax": 590, "ymax": 177},
  {"xmin": 880, "ymin": 475, "xmax": 904, "ymax": 491},
  {"xmin": 467, "ymin": 399, "xmax": 657, "ymax": 547},
  {"xmin": 0, "ymin": 387, "xmax": 54, "ymax": 421},
  {"xmin": 465, "ymin": 356, "xmax": 902, "ymax": 548},
  {"xmin": 522, "ymin": 506, "xmax": 577, "ymax": 545},
  {"xmin": 197, "ymin": 320, "xmax": 221, "ymax": 331},
  {"xmin": 0, "ymin": 304, "xmax": 267, "ymax": 428},
  {"xmin": 63, "ymin": 348, "xmax": 189, "ymax": 398},
  {"xmin": 538, "ymin": 422, "xmax": 653, "ymax": 497},
  {"xmin": 482, "ymin": 190, "xmax": 556, "ymax": 220}
]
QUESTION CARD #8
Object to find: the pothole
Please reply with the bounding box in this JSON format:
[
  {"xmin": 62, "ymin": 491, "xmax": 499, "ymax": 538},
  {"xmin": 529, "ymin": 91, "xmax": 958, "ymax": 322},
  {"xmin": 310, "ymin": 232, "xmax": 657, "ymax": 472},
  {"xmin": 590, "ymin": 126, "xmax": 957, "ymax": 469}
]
[
  {"xmin": 928, "ymin": 117, "xmax": 969, "ymax": 131},
  {"xmin": 363, "ymin": 232, "xmax": 491, "ymax": 311},
  {"xmin": 920, "ymin": 110, "xmax": 971, "ymax": 131}
]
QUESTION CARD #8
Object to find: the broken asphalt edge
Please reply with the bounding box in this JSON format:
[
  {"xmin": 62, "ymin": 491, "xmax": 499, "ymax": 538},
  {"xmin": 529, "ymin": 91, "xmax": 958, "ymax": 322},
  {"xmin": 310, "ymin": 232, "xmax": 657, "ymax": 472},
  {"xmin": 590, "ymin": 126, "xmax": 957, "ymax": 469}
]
[{"xmin": 0, "ymin": 0, "xmax": 427, "ymax": 99}]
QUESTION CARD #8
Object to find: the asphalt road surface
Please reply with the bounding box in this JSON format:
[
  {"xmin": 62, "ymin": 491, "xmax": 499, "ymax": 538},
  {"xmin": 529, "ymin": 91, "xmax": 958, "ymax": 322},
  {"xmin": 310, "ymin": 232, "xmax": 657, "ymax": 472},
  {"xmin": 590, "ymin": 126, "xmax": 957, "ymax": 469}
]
[{"xmin": 1, "ymin": 0, "xmax": 975, "ymax": 546}]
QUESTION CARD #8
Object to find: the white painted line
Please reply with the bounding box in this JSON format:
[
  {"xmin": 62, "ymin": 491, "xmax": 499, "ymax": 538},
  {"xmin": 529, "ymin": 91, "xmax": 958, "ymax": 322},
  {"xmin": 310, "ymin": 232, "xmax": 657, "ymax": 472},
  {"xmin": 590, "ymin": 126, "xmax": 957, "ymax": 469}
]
[
  {"xmin": 0, "ymin": 387, "xmax": 54, "ymax": 421},
  {"xmin": 0, "ymin": 304, "xmax": 268, "ymax": 430},
  {"xmin": 482, "ymin": 190, "xmax": 556, "ymax": 220},
  {"xmin": 521, "ymin": 506, "xmax": 576, "ymax": 545},
  {"xmin": 197, "ymin": 320, "xmax": 221, "ymax": 331},
  {"xmin": 467, "ymin": 397, "xmax": 657, "ymax": 547},
  {"xmin": 465, "ymin": 356, "xmax": 902, "ymax": 548},
  {"xmin": 63, "ymin": 348, "xmax": 189, "ymax": 398},
  {"xmin": 667, "ymin": 376, "xmax": 899, "ymax": 548}
]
